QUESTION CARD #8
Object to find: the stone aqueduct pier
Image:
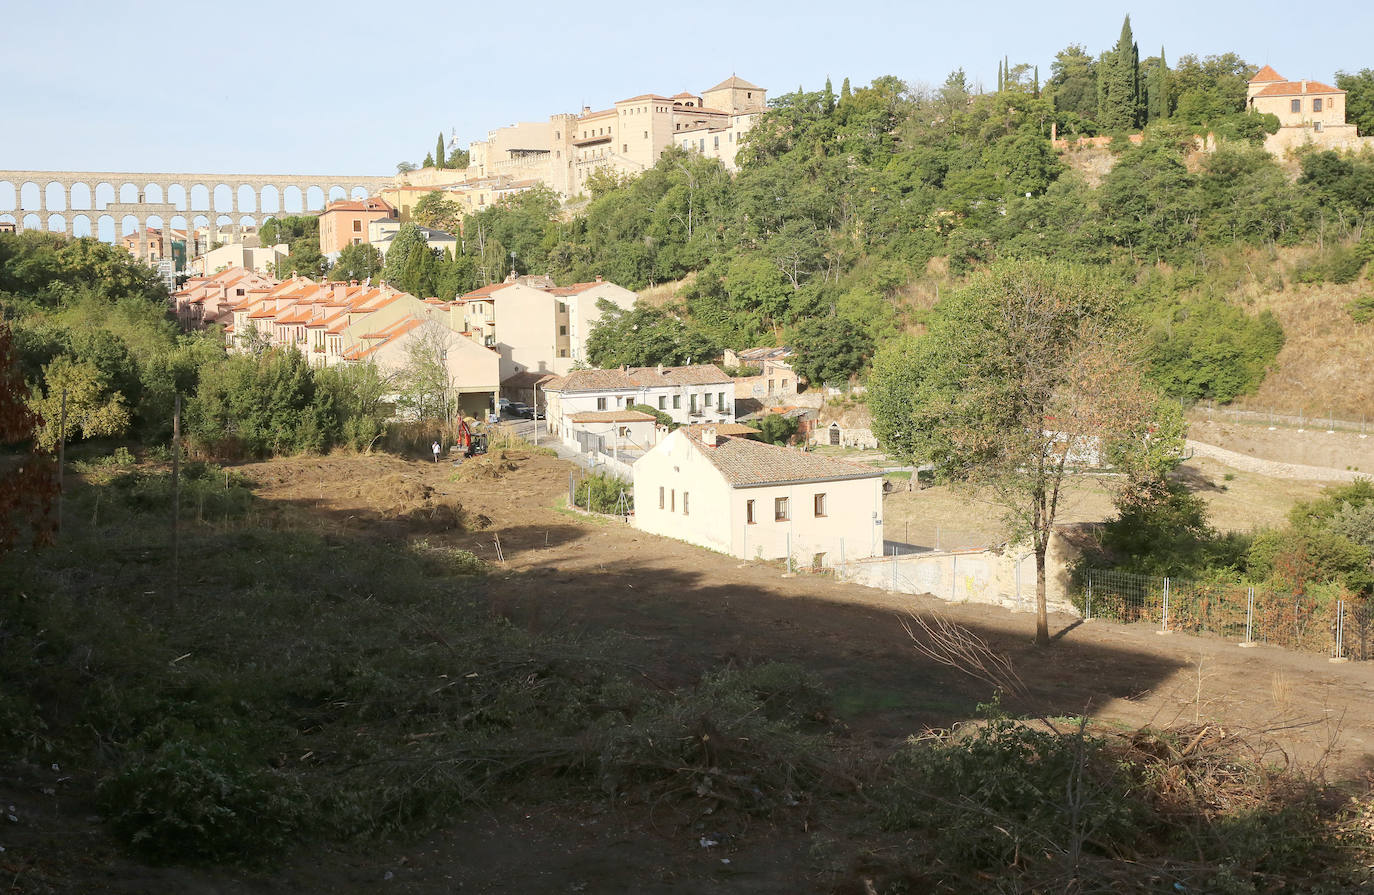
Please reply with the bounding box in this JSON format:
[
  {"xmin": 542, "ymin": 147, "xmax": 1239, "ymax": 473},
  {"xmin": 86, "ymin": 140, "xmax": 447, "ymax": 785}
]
[{"xmin": 0, "ymin": 169, "xmax": 394, "ymax": 260}]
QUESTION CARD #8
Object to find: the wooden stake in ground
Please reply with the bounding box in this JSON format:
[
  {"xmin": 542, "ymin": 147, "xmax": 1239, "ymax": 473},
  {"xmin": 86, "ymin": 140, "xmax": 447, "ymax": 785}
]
[
  {"xmin": 172, "ymin": 393, "xmax": 180, "ymax": 597},
  {"xmin": 56, "ymin": 388, "xmax": 66, "ymax": 537}
]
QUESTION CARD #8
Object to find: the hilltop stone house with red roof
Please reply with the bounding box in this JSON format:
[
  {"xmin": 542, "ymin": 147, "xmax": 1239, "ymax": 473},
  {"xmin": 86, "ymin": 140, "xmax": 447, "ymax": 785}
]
[
  {"xmin": 1247, "ymin": 65, "xmax": 1372, "ymax": 155},
  {"xmin": 173, "ymin": 266, "xmax": 279, "ymax": 329},
  {"xmin": 633, "ymin": 427, "xmax": 885, "ymax": 566},
  {"xmin": 318, "ymin": 197, "xmax": 396, "ymax": 257}
]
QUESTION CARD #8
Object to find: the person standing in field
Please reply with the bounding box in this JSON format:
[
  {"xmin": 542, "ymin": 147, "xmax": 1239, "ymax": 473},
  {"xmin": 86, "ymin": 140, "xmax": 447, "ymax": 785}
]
[{"xmin": 432, "ymin": 440, "xmax": 441, "ymax": 463}]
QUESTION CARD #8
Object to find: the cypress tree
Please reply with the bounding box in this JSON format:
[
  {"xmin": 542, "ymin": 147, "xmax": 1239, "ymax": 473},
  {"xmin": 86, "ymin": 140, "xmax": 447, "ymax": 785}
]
[
  {"xmin": 1098, "ymin": 15, "xmax": 1142, "ymax": 130},
  {"xmin": 823, "ymin": 76, "xmax": 835, "ymax": 114},
  {"xmin": 997, "ymin": 59, "xmax": 1004, "ymax": 93},
  {"xmin": 436, "ymin": 132, "xmax": 446, "ymax": 169},
  {"xmin": 1147, "ymin": 47, "xmax": 1169, "ymax": 121},
  {"xmin": 423, "ymin": 152, "xmax": 434, "ymax": 169},
  {"xmin": 1034, "ymin": 65, "xmax": 1040, "ymax": 97},
  {"xmin": 840, "ymin": 77, "xmax": 851, "ymax": 101}
]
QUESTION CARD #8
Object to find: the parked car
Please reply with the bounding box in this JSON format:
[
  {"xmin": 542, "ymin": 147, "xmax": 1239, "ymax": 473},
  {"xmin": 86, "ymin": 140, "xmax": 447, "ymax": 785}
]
[{"xmin": 507, "ymin": 402, "xmax": 531, "ymax": 418}]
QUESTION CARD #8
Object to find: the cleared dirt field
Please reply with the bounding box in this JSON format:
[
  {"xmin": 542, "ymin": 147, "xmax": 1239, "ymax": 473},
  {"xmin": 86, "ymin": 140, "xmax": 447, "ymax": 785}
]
[
  {"xmin": 20, "ymin": 448, "xmax": 1368, "ymax": 894},
  {"xmin": 247, "ymin": 450, "xmax": 1374, "ymax": 767}
]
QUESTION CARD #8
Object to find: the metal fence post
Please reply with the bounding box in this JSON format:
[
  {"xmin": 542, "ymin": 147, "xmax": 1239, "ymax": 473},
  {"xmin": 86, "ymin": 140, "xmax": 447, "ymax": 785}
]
[
  {"xmin": 891, "ymin": 547, "xmax": 897, "ymax": 592},
  {"xmin": 951, "ymin": 554, "xmax": 958, "ymax": 601},
  {"xmin": 1240, "ymin": 586, "xmax": 1256, "ymax": 647},
  {"xmin": 1160, "ymin": 577, "xmax": 1170, "ymax": 634},
  {"xmin": 1085, "ymin": 570, "xmax": 1092, "ymax": 620},
  {"xmin": 1333, "ymin": 599, "xmax": 1348, "ymax": 662}
]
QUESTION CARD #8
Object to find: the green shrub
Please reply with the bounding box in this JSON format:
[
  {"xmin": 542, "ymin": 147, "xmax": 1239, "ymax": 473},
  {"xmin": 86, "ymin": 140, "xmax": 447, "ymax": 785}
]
[
  {"xmin": 573, "ymin": 472, "xmax": 632, "ymax": 513},
  {"xmin": 1350, "ymin": 294, "xmax": 1374, "ymax": 324},
  {"xmin": 98, "ymin": 736, "xmax": 303, "ymax": 865}
]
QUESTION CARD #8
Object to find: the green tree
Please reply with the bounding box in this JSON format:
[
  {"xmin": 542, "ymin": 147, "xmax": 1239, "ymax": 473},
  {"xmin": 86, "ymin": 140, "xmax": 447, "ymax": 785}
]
[
  {"xmin": 585, "ymin": 299, "xmax": 717, "ymax": 368},
  {"xmin": 329, "ymin": 243, "xmax": 384, "ymax": 282},
  {"xmin": 423, "ymin": 152, "xmax": 434, "ymax": 169},
  {"xmin": 1097, "ymin": 16, "xmax": 1141, "ymax": 130},
  {"xmin": 28, "ymin": 355, "xmax": 132, "ymax": 449},
  {"xmin": 411, "ymin": 192, "xmax": 462, "ymax": 234},
  {"xmin": 1336, "ymin": 68, "xmax": 1374, "ymax": 136},
  {"xmin": 1145, "ymin": 47, "xmax": 1170, "ymax": 121},
  {"xmin": 1046, "ymin": 44, "xmax": 1099, "ymax": 123},
  {"xmin": 748, "ymin": 413, "xmax": 799, "ymax": 445},
  {"xmin": 188, "ymin": 349, "xmax": 338, "ymax": 456},
  {"xmin": 392, "ymin": 323, "xmax": 459, "ymax": 422},
  {"xmin": 381, "ymin": 223, "xmax": 435, "ymax": 293},
  {"xmin": 840, "ymin": 77, "xmax": 852, "ymax": 102},
  {"xmin": 435, "ymin": 132, "xmax": 447, "ymax": 169},
  {"xmin": 868, "ymin": 260, "xmax": 1176, "ymax": 645},
  {"xmin": 789, "ymin": 316, "xmax": 872, "ymax": 388}
]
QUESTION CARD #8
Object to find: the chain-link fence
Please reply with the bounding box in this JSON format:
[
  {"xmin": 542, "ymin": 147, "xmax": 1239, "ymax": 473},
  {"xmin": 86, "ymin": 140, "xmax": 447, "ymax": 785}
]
[
  {"xmin": 1195, "ymin": 402, "xmax": 1372, "ymax": 435},
  {"xmin": 1081, "ymin": 568, "xmax": 1373, "ymax": 661}
]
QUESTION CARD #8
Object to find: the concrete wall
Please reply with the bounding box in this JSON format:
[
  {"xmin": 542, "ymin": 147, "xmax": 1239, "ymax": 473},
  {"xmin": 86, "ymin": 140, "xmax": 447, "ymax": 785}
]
[
  {"xmin": 834, "ymin": 532, "xmax": 1084, "ymax": 615},
  {"xmin": 567, "ymin": 283, "xmax": 636, "ymax": 364}
]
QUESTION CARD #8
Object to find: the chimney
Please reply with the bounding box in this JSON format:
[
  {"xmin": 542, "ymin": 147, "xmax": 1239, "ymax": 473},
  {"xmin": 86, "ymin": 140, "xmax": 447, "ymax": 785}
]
[
  {"xmin": 1302, "ymin": 80, "xmax": 1308, "ymax": 92},
  {"xmin": 595, "ymin": 274, "xmax": 603, "ymax": 283},
  {"xmin": 657, "ymin": 363, "xmax": 664, "ymax": 376},
  {"xmin": 701, "ymin": 427, "xmax": 718, "ymax": 447}
]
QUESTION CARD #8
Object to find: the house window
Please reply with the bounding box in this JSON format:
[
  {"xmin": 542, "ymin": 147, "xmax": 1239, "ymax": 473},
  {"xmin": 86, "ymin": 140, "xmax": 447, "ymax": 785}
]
[
  {"xmin": 781, "ymin": 379, "xmax": 789, "ymax": 389},
  {"xmin": 714, "ymin": 136, "xmax": 720, "ymax": 149},
  {"xmin": 658, "ymin": 395, "xmax": 667, "ymax": 409},
  {"xmin": 560, "ymin": 325, "xmax": 567, "ymax": 335},
  {"xmin": 814, "ymin": 493, "xmax": 827, "ymax": 517},
  {"xmin": 718, "ymin": 391, "xmax": 726, "ymax": 408},
  {"xmin": 1314, "ymin": 121, "xmax": 1324, "ymax": 132},
  {"xmin": 597, "ymin": 397, "xmax": 607, "ymax": 410},
  {"xmin": 682, "ymin": 492, "xmax": 689, "ymax": 515},
  {"xmin": 643, "ymin": 130, "xmax": 648, "ymax": 139},
  {"xmin": 659, "ymin": 486, "xmax": 664, "ymax": 509},
  {"xmin": 352, "ymin": 220, "xmax": 361, "ymax": 232},
  {"xmin": 1291, "ymin": 99, "xmax": 1302, "ymax": 113},
  {"xmin": 690, "ymin": 394, "xmax": 698, "ymax": 413},
  {"xmin": 704, "ymin": 392, "xmax": 713, "ymax": 406},
  {"xmin": 673, "ymin": 395, "xmax": 681, "ymax": 409},
  {"xmin": 768, "ymin": 379, "xmax": 775, "ymax": 391},
  {"xmin": 619, "ymin": 426, "xmax": 629, "ymax": 437},
  {"xmin": 1314, "ymin": 98, "xmax": 1323, "ymax": 113},
  {"xmin": 670, "ymin": 489, "xmax": 675, "ymax": 512},
  {"xmin": 775, "ymin": 497, "xmax": 789, "ymax": 521},
  {"xmin": 746, "ymin": 500, "xmax": 756, "ymax": 524},
  {"xmin": 623, "ymin": 144, "xmax": 628, "ymax": 153},
  {"xmin": 558, "ymin": 302, "xmax": 566, "ymax": 313}
]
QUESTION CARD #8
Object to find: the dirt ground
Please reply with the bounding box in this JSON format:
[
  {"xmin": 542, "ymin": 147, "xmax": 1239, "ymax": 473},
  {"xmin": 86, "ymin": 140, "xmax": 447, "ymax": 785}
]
[{"xmin": 24, "ymin": 449, "xmax": 1373, "ymax": 894}]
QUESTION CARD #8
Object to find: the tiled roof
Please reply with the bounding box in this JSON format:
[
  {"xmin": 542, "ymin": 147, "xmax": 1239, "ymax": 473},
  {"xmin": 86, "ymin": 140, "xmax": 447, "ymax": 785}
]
[
  {"xmin": 1252, "ymin": 79, "xmax": 1343, "ymax": 97},
  {"xmin": 617, "ymin": 93, "xmax": 674, "ymax": 103},
  {"xmin": 705, "ymin": 75, "xmax": 764, "ymax": 93},
  {"xmin": 546, "ymin": 364, "xmax": 733, "ymax": 393},
  {"xmin": 680, "ymin": 422, "xmax": 758, "ymax": 438},
  {"xmin": 568, "ymin": 410, "xmax": 657, "ymax": 423},
  {"xmin": 686, "ymin": 433, "xmax": 883, "ymax": 488},
  {"xmin": 627, "ymin": 364, "xmax": 731, "ymax": 386},
  {"xmin": 733, "ymin": 346, "xmax": 794, "ymax": 364},
  {"xmin": 501, "ymin": 371, "xmax": 558, "ymax": 389},
  {"xmin": 321, "ymin": 197, "xmax": 394, "ymax": 214},
  {"xmin": 1250, "ymin": 65, "xmax": 1284, "ymax": 83}
]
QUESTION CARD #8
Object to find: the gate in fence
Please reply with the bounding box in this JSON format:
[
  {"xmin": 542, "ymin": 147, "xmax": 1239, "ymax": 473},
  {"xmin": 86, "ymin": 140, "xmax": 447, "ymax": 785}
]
[{"xmin": 1082, "ymin": 568, "xmax": 1372, "ymax": 661}]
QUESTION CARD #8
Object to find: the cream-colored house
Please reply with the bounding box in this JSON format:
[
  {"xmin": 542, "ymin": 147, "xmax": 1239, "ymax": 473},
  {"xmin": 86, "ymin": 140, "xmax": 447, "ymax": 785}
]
[
  {"xmin": 455, "ymin": 275, "xmax": 637, "ymax": 379},
  {"xmin": 633, "ymin": 427, "xmax": 886, "ymax": 567},
  {"xmin": 1247, "ymin": 65, "xmax": 1372, "ymax": 155},
  {"xmin": 542, "ymin": 364, "xmax": 736, "ymax": 447}
]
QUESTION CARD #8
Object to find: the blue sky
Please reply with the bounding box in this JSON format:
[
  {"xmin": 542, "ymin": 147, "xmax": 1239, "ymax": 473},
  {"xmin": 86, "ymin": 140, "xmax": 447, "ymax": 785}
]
[{"xmin": 3, "ymin": 0, "xmax": 1372, "ymax": 176}]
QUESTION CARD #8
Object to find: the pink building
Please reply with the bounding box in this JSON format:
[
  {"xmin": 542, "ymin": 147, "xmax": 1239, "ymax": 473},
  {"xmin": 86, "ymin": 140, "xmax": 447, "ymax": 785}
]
[{"xmin": 318, "ymin": 197, "xmax": 396, "ymax": 256}]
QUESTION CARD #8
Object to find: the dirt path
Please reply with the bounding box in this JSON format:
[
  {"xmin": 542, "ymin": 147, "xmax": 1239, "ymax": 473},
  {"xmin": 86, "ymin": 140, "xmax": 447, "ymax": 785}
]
[{"xmin": 1187, "ymin": 438, "xmax": 1366, "ymax": 483}]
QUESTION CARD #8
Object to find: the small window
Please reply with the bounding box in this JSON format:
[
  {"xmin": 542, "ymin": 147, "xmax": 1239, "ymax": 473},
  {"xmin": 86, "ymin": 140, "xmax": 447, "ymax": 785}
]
[
  {"xmin": 682, "ymin": 492, "xmax": 689, "ymax": 515},
  {"xmin": 1291, "ymin": 98, "xmax": 1302, "ymax": 113},
  {"xmin": 658, "ymin": 395, "xmax": 667, "ymax": 409},
  {"xmin": 619, "ymin": 426, "xmax": 629, "ymax": 437},
  {"xmin": 623, "ymin": 144, "xmax": 628, "ymax": 153},
  {"xmin": 718, "ymin": 391, "xmax": 726, "ymax": 408},
  {"xmin": 704, "ymin": 392, "xmax": 713, "ymax": 406},
  {"xmin": 1313, "ymin": 98, "xmax": 1323, "ymax": 113},
  {"xmin": 659, "ymin": 486, "xmax": 664, "ymax": 509},
  {"xmin": 1314, "ymin": 121, "xmax": 1324, "ymax": 132},
  {"xmin": 775, "ymin": 497, "xmax": 789, "ymax": 521},
  {"xmin": 643, "ymin": 130, "xmax": 648, "ymax": 139},
  {"xmin": 352, "ymin": 220, "xmax": 361, "ymax": 231},
  {"xmin": 714, "ymin": 136, "xmax": 720, "ymax": 149},
  {"xmin": 673, "ymin": 395, "xmax": 681, "ymax": 409},
  {"xmin": 690, "ymin": 394, "xmax": 698, "ymax": 412},
  {"xmin": 597, "ymin": 397, "xmax": 607, "ymax": 410},
  {"xmin": 558, "ymin": 302, "xmax": 566, "ymax": 312},
  {"xmin": 671, "ymin": 489, "xmax": 675, "ymax": 512},
  {"xmin": 781, "ymin": 379, "xmax": 789, "ymax": 389},
  {"xmin": 559, "ymin": 325, "xmax": 567, "ymax": 335},
  {"xmin": 746, "ymin": 500, "xmax": 756, "ymax": 524},
  {"xmin": 814, "ymin": 493, "xmax": 827, "ymax": 517}
]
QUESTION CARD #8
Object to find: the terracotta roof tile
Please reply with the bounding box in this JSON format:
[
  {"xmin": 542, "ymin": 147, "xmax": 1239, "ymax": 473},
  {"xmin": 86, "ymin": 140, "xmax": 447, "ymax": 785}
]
[
  {"xmin": 685, "ymin": 433, "xmax": 883, "ymax": 487},
  {"xmin": 568, "ymin": 410, "xmax": 658, "ymax": 423},
  {"xmin": 1250, "ymin": 65, "xmax": 1284, "ymax": 83},
  {"xmin": 1252, "ymin": 79, "xmax": 1343, "ymax": 97}
]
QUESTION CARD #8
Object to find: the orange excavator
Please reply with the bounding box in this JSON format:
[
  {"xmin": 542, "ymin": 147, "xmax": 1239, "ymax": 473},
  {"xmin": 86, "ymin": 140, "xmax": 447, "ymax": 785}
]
[{"xmin": 455, "ymin": 417, "xmax": 488, "ymax": 457}]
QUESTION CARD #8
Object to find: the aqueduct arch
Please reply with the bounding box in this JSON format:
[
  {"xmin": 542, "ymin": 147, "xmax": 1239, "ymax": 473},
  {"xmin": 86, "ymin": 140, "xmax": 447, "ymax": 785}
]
[{"xmin": 0, "ymin": 169, "xmax": 392, "ymax": 262}]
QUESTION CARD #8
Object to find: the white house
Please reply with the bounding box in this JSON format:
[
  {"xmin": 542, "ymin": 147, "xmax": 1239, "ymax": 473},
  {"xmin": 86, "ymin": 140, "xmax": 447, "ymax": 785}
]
[
  {"xmin": 633, "ymin": 427, "xmax": 886, "ymax": 567},
  {"xmin": 543, "ymin": 364, "xmax": 735, "ymax": 448}
]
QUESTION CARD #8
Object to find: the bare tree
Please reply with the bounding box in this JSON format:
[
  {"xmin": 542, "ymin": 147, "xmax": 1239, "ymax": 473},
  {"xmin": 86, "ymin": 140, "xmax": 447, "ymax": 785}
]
[{"xmin": 393, "ymin": 322, "xmax": 459, "ymax": 425}]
